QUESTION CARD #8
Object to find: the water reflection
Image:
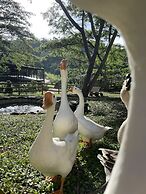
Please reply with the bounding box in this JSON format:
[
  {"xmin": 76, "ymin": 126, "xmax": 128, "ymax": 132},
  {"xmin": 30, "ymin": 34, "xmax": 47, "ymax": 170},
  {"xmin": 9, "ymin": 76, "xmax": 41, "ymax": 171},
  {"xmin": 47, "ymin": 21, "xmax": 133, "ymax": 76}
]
[{"xmin": 0, "ymin": 105, "xmax": 44, "ymax": 114}]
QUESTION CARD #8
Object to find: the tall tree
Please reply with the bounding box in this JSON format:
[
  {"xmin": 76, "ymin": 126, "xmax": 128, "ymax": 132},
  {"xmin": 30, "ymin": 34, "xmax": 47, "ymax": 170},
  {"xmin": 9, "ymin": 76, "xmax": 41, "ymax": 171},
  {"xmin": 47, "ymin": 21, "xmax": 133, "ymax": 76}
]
[
  {"xmin": 0, "ymin": 0, "xmax": 32, "ymax": 61},
  {"xmin": 44, "ymin": 0, "xmax": 118, "ymax": 97}
]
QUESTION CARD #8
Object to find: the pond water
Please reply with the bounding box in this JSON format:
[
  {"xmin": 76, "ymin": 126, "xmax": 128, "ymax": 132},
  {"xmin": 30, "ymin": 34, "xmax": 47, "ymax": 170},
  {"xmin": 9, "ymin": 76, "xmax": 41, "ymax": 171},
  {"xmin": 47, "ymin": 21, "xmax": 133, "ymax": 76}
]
[{"xmin": 0, "ymin": 105, "xmax": 44, "ymax": 114}]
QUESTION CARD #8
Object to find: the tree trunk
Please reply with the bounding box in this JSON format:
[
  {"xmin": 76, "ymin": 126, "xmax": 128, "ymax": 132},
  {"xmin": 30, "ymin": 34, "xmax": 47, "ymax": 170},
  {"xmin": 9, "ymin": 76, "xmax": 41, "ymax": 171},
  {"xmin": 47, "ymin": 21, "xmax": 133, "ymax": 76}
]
[
  {"xmin": 82, "ymin": 61, "xmax": 94, "ymax": 97},
  {"xmin": 82, "ymin": 29, "xmax": 118, "ymax": 97}
]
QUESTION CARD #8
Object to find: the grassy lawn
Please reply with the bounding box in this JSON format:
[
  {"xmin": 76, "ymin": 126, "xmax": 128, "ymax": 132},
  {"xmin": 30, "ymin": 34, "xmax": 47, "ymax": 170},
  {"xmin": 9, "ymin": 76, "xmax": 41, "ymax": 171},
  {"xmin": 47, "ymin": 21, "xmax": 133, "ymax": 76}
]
[{"xmin": 0, "ymin": 95, "xmax": 127, "ymax": 194}]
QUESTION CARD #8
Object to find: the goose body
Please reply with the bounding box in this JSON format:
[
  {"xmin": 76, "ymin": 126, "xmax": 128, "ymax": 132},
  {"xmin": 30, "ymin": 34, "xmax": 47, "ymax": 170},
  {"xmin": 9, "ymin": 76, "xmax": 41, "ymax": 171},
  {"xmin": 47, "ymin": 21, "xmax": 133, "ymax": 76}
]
[
  {"xmin": 98, "ymin": 76, "xmax": 131, "ymax": 183},
  {"xmin": 53, "ymin": 60, "xmax": 78, "ymax": 139},
  {"xmin": 71, "ymin": 1, "xmax": 146, "ymax": 194},
  {"xmin": 72, "ymin": 86, "xmax": 111, "ymax": 144},
  {"xmin": 29, "ymin": 92, "xmax": 78, "ymax": 193}
]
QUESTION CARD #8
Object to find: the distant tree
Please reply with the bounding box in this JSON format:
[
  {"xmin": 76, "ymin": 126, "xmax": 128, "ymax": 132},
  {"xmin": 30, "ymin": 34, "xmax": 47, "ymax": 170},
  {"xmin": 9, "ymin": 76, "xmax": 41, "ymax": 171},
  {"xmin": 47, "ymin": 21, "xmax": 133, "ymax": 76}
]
[
  {"xmin": 44, "ymin": 37, "xmax": 129, "ymax": 91},
  {"xmin": 98, "ymin": 45, "xmax": 129, "ymax": 91},
  {"xmin": 44, "ymin": 0, "xmax": 118, "ymax": 97},
  {"xmin": 0, "ymin": 0, "xmax": 32, "ymax": 62},
  {"xmin": 8, "ymin": 39, "xmax": 43, "ymax": 68},
  {"xmin": 42, "ymin": 34, "xmax": 88, "ymax": 86},
  {"xmin": 0, "ymin": 0, "xmax": 31, "ymax": 39}
]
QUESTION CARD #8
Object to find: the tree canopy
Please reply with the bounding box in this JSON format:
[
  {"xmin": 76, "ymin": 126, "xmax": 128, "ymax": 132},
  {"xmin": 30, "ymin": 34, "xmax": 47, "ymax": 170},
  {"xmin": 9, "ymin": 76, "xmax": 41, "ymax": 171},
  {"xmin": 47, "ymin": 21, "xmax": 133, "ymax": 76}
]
[
  {"xmin": 0, "ymin": 0, "xmax": 31, "ymax": 39},
  {"xmin": 0, "ymin": 0, "xmax": 32, "ymax": 62},
  {"xmin": 44, "ymin": 0, "xmax": 120, "ymax": 96}
]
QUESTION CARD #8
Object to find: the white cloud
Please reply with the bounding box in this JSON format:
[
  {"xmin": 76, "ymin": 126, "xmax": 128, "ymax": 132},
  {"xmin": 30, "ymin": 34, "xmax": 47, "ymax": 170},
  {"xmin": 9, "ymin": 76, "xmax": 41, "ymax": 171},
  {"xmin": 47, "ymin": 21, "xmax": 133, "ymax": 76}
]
[{"xmin": 15, "ymin": 0, "xmax": 55, "ymax": 39}]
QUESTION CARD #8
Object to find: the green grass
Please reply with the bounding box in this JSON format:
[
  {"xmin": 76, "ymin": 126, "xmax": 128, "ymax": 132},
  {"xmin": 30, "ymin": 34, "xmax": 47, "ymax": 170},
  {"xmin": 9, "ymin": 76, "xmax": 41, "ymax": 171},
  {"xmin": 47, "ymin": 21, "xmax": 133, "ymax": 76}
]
[
  {"xmin": 0, "ymin": 96, "xmax": 127, "ymax": 194},
  {"xmin": 102, "ymin": 92, "xmax": 120, "ymax": 98}
]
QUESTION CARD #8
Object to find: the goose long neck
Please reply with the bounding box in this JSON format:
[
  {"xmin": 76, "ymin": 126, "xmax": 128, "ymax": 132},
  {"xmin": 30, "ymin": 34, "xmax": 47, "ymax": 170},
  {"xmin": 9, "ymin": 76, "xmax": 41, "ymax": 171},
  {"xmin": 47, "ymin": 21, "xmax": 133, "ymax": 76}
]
[
  {"xmin": 39, "ymin": 105, "xmax": 55, "ymax": 141},
  {"xmin": 60, "ymin": 70, "xmax": 68, "ymax": 104},
  {"xmin": 75, "ymin": 91, "xmax": 84, "ymax": 116}
]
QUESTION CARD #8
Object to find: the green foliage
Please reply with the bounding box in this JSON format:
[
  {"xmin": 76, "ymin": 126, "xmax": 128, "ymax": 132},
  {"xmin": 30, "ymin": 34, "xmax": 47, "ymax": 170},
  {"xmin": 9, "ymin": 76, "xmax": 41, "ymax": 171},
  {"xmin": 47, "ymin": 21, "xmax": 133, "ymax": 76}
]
[
  {"xmin": 97, "ymin": 45, "xmax": 129, "ymax": 91},
  {"xmin": 42, "ymin": 34, "xmax": 88, "ymax": 87},
  {"xmin": 0, "ymin": 0, "xmax": 32, "ymax": 62},
  {"xmin": 7, "ymin": 39, "xmax": 43, "ymax": 68},
  {"xmin": 0, "ymin": 95, "xmax": 127, "ymax": 193},
  {"xmin": 45, "ymin": 73, "xmax": 60, "ymax": 84},
  {"xmin": 42, "ymin": 36, "xmax": 129, "ymax": 91},
  {"xmin": 0, "ymin": 0, "xmax": 31, "ymax": 39},
  {"xmin": 0, "ymin": 38, "xmax": 47, "ymax": 74},
  {"xmin": 43, "ymin": 1, "xmax": 127, "ymax": 95}
]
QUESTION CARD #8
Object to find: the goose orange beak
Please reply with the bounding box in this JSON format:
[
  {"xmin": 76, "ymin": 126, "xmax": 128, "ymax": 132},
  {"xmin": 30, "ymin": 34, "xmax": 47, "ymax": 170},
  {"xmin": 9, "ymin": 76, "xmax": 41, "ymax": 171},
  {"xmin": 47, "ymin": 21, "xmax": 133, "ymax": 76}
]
[
  {"xmin": 67, "ymin": 86, "xmax": 74, "ymax": 93},
  {"xmin": 59, "ymin": 59, "xmax": 68, "ymax": 70}
]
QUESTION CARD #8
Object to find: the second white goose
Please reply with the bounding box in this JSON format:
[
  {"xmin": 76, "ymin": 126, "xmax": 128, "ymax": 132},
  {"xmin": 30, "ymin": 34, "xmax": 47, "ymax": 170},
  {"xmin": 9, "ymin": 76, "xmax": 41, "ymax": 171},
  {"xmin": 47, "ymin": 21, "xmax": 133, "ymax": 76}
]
[
  {"xmin": 71, "ymin": 86, "xmax": 111, "ymax": 146},
  {"xmin": 53, "ymin": 60, "xmax": 78, "ymax": 139},
  {"xmin": 118, "ymin": 74, "xmax": 131, "ymax": 144}
]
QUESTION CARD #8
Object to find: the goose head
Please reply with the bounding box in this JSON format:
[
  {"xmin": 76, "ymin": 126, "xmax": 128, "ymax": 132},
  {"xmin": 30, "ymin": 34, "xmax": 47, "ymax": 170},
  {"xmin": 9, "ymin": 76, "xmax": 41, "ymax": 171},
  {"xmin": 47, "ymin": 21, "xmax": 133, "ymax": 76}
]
[
  {"xmin": 70, "ymin": 86, "xmax": 85, "ymax": 115},
  {"xmin": 71, "ymin": 86, "xmax": 82, "ymax": 95},
  {"xmin": 59, "ymin": 59, "xmax": 68, "ymax": 82},
  {"xmin": 59, "ymin": 59, "xmax": 68, "ymax": 70},
  {"xmin": 59, "ymin": 59, "xmax": 68, "ymax": 98},
  {"xmin": 42, "ymin": 91, "xmax": 56, "ymax": 110}
]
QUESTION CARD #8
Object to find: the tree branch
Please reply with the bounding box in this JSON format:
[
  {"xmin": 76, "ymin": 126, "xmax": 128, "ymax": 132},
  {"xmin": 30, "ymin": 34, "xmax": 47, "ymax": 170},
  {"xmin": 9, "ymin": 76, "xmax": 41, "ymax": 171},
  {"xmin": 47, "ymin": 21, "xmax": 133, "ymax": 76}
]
[
  {"xmin": 55, "ymin": 0, "xmax": 82, "ymax": 32},
  {"xmin": 91, "ymin": 19, "xmax": 105, "ymax": 61},
  {"xmin": 88, "ymin": 12, "xmax": 98, "ymax": 40},
  {"xmin": 81, "ymin": 11, "xmax": 85, "ymax": 30},
  {"xmin": 108, "ymin": 25, "xmax": 112, "ymax": 43},
  {"xmin": 55, "ymin": 0, "xmax": 92, "ymax": 60},
  {"xmin": 89, "ymin": 29, "xmax": 118, "ymax": 90}
]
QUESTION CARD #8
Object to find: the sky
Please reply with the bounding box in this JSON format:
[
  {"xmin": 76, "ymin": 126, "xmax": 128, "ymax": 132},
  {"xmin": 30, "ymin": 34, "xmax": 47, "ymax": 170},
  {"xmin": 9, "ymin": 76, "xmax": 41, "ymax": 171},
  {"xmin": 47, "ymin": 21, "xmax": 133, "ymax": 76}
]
[
  {"xmin": 15, "ymin": 0, "xmax": 54, "ymax": 39},
  {"xmin": 15, "ymin": 0, "xmax": 124, "ymax": 45}
]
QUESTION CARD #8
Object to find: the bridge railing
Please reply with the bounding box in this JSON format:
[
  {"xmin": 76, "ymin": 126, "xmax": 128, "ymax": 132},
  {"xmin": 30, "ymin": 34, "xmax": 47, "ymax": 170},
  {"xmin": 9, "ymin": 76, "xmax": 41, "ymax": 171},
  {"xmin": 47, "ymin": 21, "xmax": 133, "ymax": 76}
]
[
  {"xmin": 0, "ymin": 81, "xmax": 63, "ymax": 96},
  {"xmin": 0, "ymin": 81, "xmax": 45, "ymax": 95}
]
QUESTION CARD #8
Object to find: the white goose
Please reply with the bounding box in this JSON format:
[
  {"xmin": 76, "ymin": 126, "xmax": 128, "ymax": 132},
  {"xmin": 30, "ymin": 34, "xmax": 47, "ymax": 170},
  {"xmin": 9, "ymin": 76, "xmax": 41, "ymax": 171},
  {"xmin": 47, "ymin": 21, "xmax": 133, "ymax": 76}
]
[
  {"xmin": 97, "ymin": 75, "xmax": 131, "ymax": 183},
  {"xmin": 71, "ymin": 0, "xmax": 146, "ymax": 194},
  {"xmin": 53, "ymin": 59, "xmax": 78, "ymax": 139},
  {"xmin": 118, "ymin": 73, "xmax": 131, "ymax": 144},
  {"xmin": 71, "ymin": 86, "xmax": 111, "ymax": 146},
  {"xmin": 29, "ymin": 91, "xmax": 78, "ymax": 194},
  {"xmin": 120, "ymin": 73, "xmax": 131, "ymax": 110}
]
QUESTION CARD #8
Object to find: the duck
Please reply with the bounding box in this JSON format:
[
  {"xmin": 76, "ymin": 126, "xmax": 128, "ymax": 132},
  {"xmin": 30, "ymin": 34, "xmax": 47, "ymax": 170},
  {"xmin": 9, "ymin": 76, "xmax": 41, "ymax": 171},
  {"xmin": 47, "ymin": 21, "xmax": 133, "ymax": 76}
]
[
  {"xmin": 71, "ymin": 1, "xmax": 146, "ymax": 194},
  {"xmin": 71, "ymin": 86, "xmax": 111, "ymax": 146},
  {"xmin": 53, "ymin": 59, "xmax": 78, "ymax": 139},
  {"xmin": 29, "ymin": 91, "xmax": 79, "ymax": 194}
]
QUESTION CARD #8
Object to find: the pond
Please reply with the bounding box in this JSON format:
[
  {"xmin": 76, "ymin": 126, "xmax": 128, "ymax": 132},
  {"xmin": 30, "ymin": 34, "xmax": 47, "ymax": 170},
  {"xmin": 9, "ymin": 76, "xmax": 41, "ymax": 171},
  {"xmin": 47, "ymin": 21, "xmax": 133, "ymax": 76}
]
[{"xmin": 0, "ymin": 105, "xmax": 44, "ymax": 114}]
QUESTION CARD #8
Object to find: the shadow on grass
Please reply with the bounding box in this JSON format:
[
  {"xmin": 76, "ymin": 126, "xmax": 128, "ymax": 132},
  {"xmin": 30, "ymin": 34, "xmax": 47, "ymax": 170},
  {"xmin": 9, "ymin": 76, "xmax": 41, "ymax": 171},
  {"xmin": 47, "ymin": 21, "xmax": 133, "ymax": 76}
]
[{"xmin": 64, "ymin": 139, "xmax": 108, "ymax": 194}]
